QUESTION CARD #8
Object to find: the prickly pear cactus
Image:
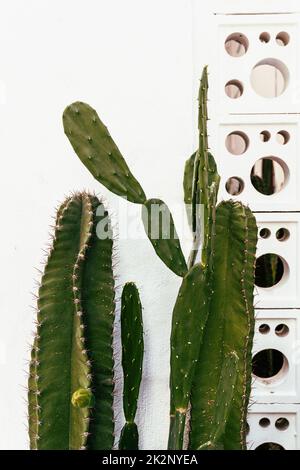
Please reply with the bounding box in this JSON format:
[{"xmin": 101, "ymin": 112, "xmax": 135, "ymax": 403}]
[
  {"xmin": 63, "ymin": 103, "xmax": 146, "ymax": 204},
  {"xmin": 28, "ymin": 192, "xmax": 115, "ymax": 450},
  {"xmin": 119, "ymin": 282, "xmax": 144, "ymax": 450},
  {"xmin": 63, "ymin": 103, "xmax": 187, "ymax": 278}
]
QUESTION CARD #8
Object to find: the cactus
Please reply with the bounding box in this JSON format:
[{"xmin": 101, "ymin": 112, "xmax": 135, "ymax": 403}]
[
  {"xmin": 63, "ymin": 103, "xmax": 146, "ymax": 204},
  {"xmin": 189, "ymin": 201, "xmax": 257, "ymax": 450},
  {"xmin": 28, "ymin": 192, "xmax": 115, "ymax": 450},
  {"xmin": 119, "ymin": 282, "xmax": 144, "ymax": 450},
  {"xmin": 63, "ymin": 104, "xmax": 187, "ymax": 278},
  {"xmin": 169, "ymin": 68, "xmax": 257, "ymax": 450},
  {"xmin": 62, "ymin": 66, "xmax": 258, "ymax": 451}
]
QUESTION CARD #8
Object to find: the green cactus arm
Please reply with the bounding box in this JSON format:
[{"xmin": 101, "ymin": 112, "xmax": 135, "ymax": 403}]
[
  {"xmin": 142, "ymin": 199, "xmax": 188, "ymax": 277},
  {"xmin": 119, "ymin": 282, "xmax": 143, "ymax": 450},
  {"xmin": 120, "ymin": 282, "xmax": 143, "ymax": 422},
  {"xmin": 30, "ymin": 195, "xmax": 92, "ymax": 449},
  {"xmin": 81, "ymin": 196, "xmax": 115, "ymax": 450},
  {"xmin": 189, "ymin": 201, "xmax": 257, "ymax": 450},
  {"xmin": 63, "ymin": 102, "xmax": 146, "ymax": 204},
  {"xmin": 197, "ymin": 351, "xmax": 238, "ymax": 450},
  {"xmin": 189, "ymin": 67, "xmax": 220, "ymax": 269},
  {"xmin": 168, "ymin": 263, "xmax": 209, "ymax": 450}
]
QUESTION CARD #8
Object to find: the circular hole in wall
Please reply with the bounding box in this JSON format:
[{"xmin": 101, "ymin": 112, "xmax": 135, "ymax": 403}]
[
  {"xmin": 275, "ymin": 324, "xmax": 289, "ymax": 337},
  {"xmin": 260, "ymin": 228, "xmax": 271, "ymax": 239},
  {"xmin": 225, "ymin": 131, "xmax": 249, "ymax": 155},
  {"xmin": 276, "ymin": 32, "xmax": 290, "ymax": 46},
  {"xmin": 225, "ymin": 80, "xmax": 244, "ymax": 99},
  {"xmin": 225, "ymin": 176, "xmax": 244, "ymax": 195},
  {"xmin": 252, "ymin": 349, "xmax": 288, "ymax": 380},
  {"xmin": 250, "ymin": 157, "xmax": 289, "ymax": 195},
  {"xmin": 260, "ymin": 130, "xmax": 271, "ymax": 142},
  {"xmin": 225, "ymin": 32, "xmax": 249, "ymax": 57},
  {"xmin": 245, "ymin": 422, "xmax": 250, "ymax": 435},
  {"xmin": 259, "ymin": 417, "xmax": 271, "ymax": 428},
  {"xmin": 275, "ymin": 418, "xmax": 289, "ymax": 430},
  {"xmin": 255, "ymin": 253, "xmax": 285, "ymax": 288},
  {"xmin": 276, "ymin": 130, "xmax": 290, "ymax": 145},
  {"xmin": 259, "ymin": 323, "xmax": 270, "ymax": 334},
  {"xmin": 250, "ymin": 58, "xmax": 289, "ymax": 98},
  {"xmin": 255, "ymin": 442, "xmax": 285, "ymax": 450},
  {"xmin": 259, "ymin": 32, "xmax": 271, "ymax": 43},
  {"xmin": 276, "ymin": 228, "xmax": 290, "ymax": 241}
]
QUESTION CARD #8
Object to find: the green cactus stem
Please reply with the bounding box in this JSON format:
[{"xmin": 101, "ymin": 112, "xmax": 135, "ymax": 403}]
[
  {"xmin": 28, "ymin": 192, "xmax": 115, "ymax": 450},
  {"xmin": 168, "ymin": 263, "xmax": 208, "ymax": 450},
  {"xmin": 189, "ymin": 201, "xmax": 257, "ymax": 450},
  {"xmin": 119, "ymin": 282, "xmax": 144, "ymax": 450}
]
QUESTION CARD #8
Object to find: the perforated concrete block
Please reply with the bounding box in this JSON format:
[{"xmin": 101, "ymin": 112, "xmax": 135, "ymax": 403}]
[
  {"xmin": 210, "ymin": 13, "xmax": 300, "ymax": 115},
  {"xmin": 251, "ymin": 309, "xmax": 300, "ymax": 403},
  {"xmin": 212, "ymin": 114, "xmax": 300, "ymax": 211},
  {"xmin": 247, "ymin": 404, "xmax": 300, "ymax": 450},
  {"xmin": 254, "ymin": 212, "xmax": 300, "ymax": 308}
]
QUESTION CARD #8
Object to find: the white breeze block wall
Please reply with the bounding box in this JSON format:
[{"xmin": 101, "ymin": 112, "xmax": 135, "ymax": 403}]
[{"xmin": 192, "ymin": 0, "xmax": 300, "ymax": 450}]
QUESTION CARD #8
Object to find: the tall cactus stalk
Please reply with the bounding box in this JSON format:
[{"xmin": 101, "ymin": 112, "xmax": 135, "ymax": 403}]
[
  {"xmin": 119, "ymin": 282, "xmax": 144, "ymax": 450},
  {"xmin": 28, "ymin": 192, "xmax": 115, "ymax": 450},
  {"xmin": 62, "ymin": 67, "xmax": 258, "ymax": 451}
]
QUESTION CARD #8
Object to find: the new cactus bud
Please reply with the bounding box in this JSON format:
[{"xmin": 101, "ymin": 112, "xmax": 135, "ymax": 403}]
[{"xmin": 71, "ymin": 389, "xmax": 95, "ymax": 409}]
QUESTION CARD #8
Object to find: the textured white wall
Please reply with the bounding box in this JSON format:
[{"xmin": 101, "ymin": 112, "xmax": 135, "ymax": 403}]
[{"xmin": 0, "ymin": 0, "xmax": 298, "ymax": 451}]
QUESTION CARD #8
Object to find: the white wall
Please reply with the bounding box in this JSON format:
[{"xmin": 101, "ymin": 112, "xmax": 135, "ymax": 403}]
[{"xmin": 0, "ymin": 0, "xmax": 298, "ymax": 451}]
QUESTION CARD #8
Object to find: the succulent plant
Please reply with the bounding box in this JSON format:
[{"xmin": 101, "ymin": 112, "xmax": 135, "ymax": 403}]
[
  {"xmin": 28, "ymin": 192, "xmax": 115, "ymax": 450},
  {"xmin": 62, "ymin": 67, "xmax": 258, "ymax": 450}
]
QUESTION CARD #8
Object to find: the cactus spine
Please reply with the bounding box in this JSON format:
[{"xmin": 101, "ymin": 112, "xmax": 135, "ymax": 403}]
[
  {"xmin": 28, "ymin": 193, "xmax": 115, "ymax": 450},
  {"xmin": 119, "ymin": 282, "xmax": 144, "ymax": 450}
]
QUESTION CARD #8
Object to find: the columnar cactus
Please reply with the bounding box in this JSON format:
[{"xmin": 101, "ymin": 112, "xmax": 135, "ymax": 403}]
[
  {"xmin": 62, "ymin": 67, "xmax": 258, "ymax": 451},
  {"xmin": 28, "ymin": 192, "xmax": 115, "ymax": 450},
  {"xmin": 119, "ymin": 282, "xmax": 144, "ymax": 450}
]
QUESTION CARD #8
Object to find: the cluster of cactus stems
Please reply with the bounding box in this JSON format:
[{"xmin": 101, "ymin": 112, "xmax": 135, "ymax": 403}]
[
  {"xmin": 29, "ymin": 66, "xmax": 257, "ymax": 450},
  {"xmin": 28, "ymin": 193, "xmax": 144, "ymax": 450},
  {"xmin": 62, "ymin": 66, "xmax": 258, "ymax": 450}
]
